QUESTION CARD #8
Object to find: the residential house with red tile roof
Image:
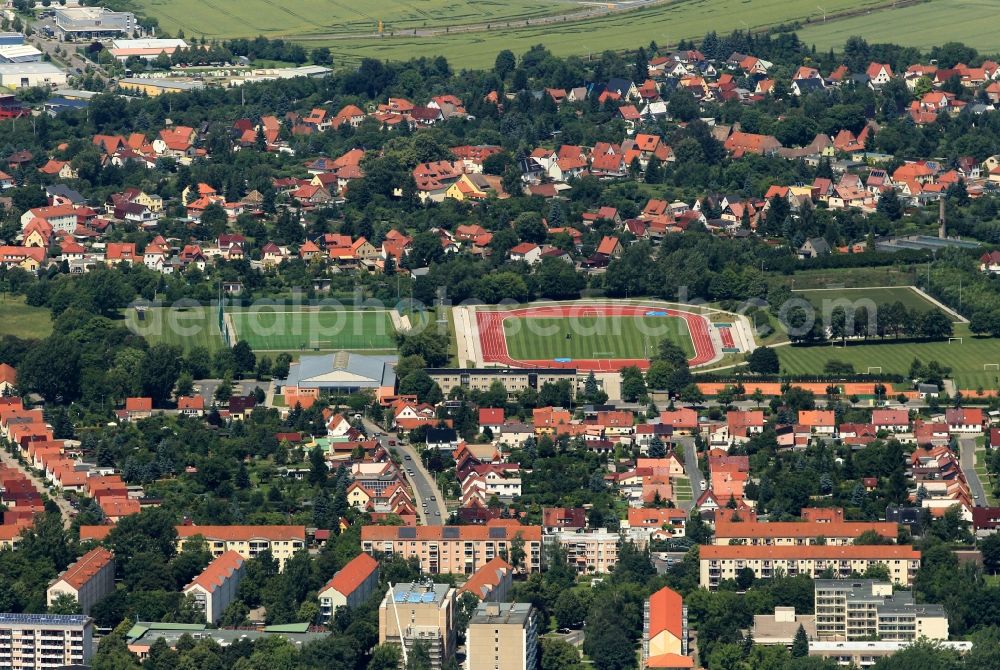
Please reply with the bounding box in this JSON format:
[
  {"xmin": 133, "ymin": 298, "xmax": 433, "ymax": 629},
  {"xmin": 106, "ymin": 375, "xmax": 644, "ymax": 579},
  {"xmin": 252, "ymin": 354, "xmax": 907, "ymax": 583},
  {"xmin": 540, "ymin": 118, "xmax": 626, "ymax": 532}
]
[
  {"xmin": 175, "ymin": 525, "xmax": 306, "ymax": 570},
  {"xmin": 183, "ymin": 551, "xmax": 246, "ymax": 624},
  {"xmin": 46, "ymin": 547, "xmax": 115, "ymax": 615},
  {"xmin": 318, "ymin": 552, "xmax": 379, "ymax": 621},
  {"xmin": 459, "ymin": 556, "xmax": 512, "ymax": 602},
  {"xmin": 643, "ymin": 586, "xmax": 689, "ymax": 668}
]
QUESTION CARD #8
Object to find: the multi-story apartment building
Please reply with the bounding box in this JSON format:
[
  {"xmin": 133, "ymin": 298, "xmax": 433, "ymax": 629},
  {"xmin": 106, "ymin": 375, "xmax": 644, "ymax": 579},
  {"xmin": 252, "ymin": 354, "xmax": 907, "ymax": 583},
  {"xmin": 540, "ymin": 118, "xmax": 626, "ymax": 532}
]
[
  {"xmin": 182, "ymin": 551, "xmax": 245, "ymax": 624},
  {"xmin": 318, "ymin": 552, "xmax": 380, "ymax": 622},
  {"xmin": 809, "ymin": 640, "xmax": 971, "ymax": 667},
  {"xmin": 46, "ymin": 547, "xmax": 115, "ymax": 615},
  {"xmin": 426, "ymin": 368, "xmax": 577, "ymax": 400},
  {"xmin": 699, "ymin": 546, "xmax": 921, "ymax": 589},
  {"xmin": 642, "ymin": 586, "xmax": 689, "ymax": 667},
  {"xmin": 379, "ymin": 582, "xmax": 456, "ymax": 669},
  {"xmin": 814, "ymin": 580, "xmax": 948, "ymax": 641},
  {"xmin": 712, "ymin": 520, "xmax": 899, "ymax": 547},
  {"xmin": 0, "ymin": 613, "xmax": 94, "ymax": 669},
  {"xmin": 361, "ymin": 522, "xmax": 542, "ymax": 575},
  {"xmin": 465, "ymin": 602, "xmax": 537, "ymax": 670},
  {"xmin": 547, "ymin": 528, "xmax": 620, "ymax": 574},
  {"xmin": 175, "ymin": 525, "xmax": 305, "ymax": 570}
]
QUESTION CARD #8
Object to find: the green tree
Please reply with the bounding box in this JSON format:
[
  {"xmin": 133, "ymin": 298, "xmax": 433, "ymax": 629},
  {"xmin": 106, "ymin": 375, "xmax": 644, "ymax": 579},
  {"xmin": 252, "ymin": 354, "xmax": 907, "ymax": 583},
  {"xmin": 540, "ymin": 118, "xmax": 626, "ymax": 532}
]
[
  {"xmin": 48, "ymin": 592, "xmax": 82, "ymax": 615},
  {"xmin": 792, "ymin": 623, "xmax": 809, "ymax": 657},
  {"xmin": 746, "ymin": 347, "xmax": 780, "ymax": 374},
  {"xmin": 140, "ymin": 343, "xmax": 183, "ymax": 405}
]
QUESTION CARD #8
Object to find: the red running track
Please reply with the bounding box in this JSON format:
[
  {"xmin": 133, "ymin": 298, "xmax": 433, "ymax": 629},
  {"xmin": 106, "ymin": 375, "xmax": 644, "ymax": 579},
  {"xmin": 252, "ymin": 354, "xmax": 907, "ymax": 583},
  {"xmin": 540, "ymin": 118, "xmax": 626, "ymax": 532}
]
[
  {"xmin": 475, "ymin": 304, "xmax": 717, "ymax": 371},
  {"xmin": 720, "ymin": 326, "xmax": 735, "ymax": 349}
]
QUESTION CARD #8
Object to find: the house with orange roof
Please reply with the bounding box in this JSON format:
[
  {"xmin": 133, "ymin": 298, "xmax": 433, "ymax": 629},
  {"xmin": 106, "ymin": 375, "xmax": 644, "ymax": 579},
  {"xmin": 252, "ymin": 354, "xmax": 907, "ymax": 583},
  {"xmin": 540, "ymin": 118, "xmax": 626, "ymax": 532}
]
[
  {"xmin": 872, "ymin": 409, "xmax": 910, "ymax": 433},
  {"xmin": 318, "ymin": 552, "xmax": 380, "ymax": 621},
  {"xmin": 122, "ymin": 396, "xmax": 153, "ymax": 420},
  {"xmin": 154, "ymin": 125, "xmax": 196, "ymax": 158},
  {"xmin": 182, "ymin": 551, "xmax": 245, "ymax": 624},
  {"xmin": 99, "ymin": 496, "xmax": 141, "ymax": 522},
  {"xmin": 0, "ymin": 363, "xmax": 16, "ymax": 395},
  {"xmin": 38, "ymin": 159, "xmax": 77, "ymax": 180},
  {"xmin": 724, "ymin": 131, "xmax": 782, "ymax": 157},
  {"xmin": 46, "ymin": 547, "xmax": 115, "ymax": 615},
  {"xmin": 458, "ymin": 556, "xmax": 512, "ymax": 602},
  {"xmin": 626, "ymin": 507, "xmax": 687, "ymax": 538},
  {"xmin": 659, "ymin": 409, "xmax": 699, "ymax": 433},
  {"xmin": 866, "ymin": 62, "xmax": 894, "ymax": 87},
  {"xmin": 20, "ymin": 203, "xmax": 81, "ymax": 232},
  {"xmin": 0, "ymin": 245, "xmax": 44, "ymax": 273},
  {"xmin": 799, "ymin": 410, "xmax": 836, "ymax": 435},
  {"xmin": 713, "ymin": 519, "xmax": 898, "ymax": 547},
  {"xmin": 331, "ymin": 104, "xmax": 366, "ymax": 129},
  {"xmin": 596, "ymin": 235, "xmax": 622, "ymax": 259},
  {"xmin": 643, "ymin": 586, "xmax": 689, "ymax": 667},
  {"xmin": 946, "ymin": 407, "xmax": 983, "ymax": 433},
  {"xmin": 177, "ymin": 395, "xmax": 205, "ymax": 417}
]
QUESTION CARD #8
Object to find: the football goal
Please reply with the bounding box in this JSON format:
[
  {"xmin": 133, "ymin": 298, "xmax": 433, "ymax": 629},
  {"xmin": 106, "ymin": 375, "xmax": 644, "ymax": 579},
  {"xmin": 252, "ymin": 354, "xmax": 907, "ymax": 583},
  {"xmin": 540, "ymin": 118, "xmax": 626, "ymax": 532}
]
[
  {"xmin": 867, "ymin": 367, "xmax": 883, "ymax": 374},
  {"xmin": 948, "ymin": 337, "xmax": 964, "ymax": 344},
  {"xmin": 985, "ymin": 364, "xmax": 1000, "ymax": 371}
]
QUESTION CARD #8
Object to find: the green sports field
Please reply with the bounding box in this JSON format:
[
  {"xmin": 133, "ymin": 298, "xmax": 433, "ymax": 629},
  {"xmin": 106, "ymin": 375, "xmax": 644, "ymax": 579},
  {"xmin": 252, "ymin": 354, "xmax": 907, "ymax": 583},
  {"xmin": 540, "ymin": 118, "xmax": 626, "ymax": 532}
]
[
  {"xmin": 503, "ymin": 315, "xmax": 694, "ymax": 360},
  {"xmin": 796, "ymin": 0, "xmax": 1000, "ymax": 52},
  {"xmin": 229, "ymin": 308, "xmax": 396, "ymax": 351},
  {"xmin": 135, "ymin": 0, "xmax": 574, "ymax": 40},
  {"xmin": 777, "ymin": 325, "xmax": 1000, "ymax": 390},
  {"xmin": 312, "ymin": 0, "xmax": 886, "ymax": 68},
  {"xmin": 0, "ymin": 296, "xmax": 52, "ymax": 340},
  {"xmin": 793, "ymin": 287, "xmax": 946, "ymax": 317},
  {"xmin": 124, "ymin": 306, "xmax": 224, "ymax": 353}
]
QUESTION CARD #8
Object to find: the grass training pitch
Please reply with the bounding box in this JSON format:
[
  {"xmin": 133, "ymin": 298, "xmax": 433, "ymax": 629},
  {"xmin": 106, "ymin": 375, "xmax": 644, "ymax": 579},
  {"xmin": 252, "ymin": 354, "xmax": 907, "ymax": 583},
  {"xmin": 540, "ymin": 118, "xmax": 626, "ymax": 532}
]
[
  {"xmin": 229, "ymin": 308, "xmax": 396, "ymax": 351},
  {"xmin": 796, "ymin": 0, "xmax": 1000, "ymax": 52},
  {"xmin": 777, "ymin": 325, "xmax": 1000, "ymax": 390},
  {"xmin": 793, "ymin": 287, "xmax": 945, "ymax": 316},
  {"xmin": 134, "ymin": 0, "xmax": 574, "ymax": 40},
  {"xmin": 124, "ymin": 306, "xmax": 224, "ymax": 353},
  {"xmin": 313, "ymin": 0, "xmax": 888, "ymax": 68},
  {"xmin": 503, "ymin": 315, "xmax": 695, "ymax": 361},
  {"xmin": 0, "ymin": 296, "xmax": 52, "ymax": 340}
]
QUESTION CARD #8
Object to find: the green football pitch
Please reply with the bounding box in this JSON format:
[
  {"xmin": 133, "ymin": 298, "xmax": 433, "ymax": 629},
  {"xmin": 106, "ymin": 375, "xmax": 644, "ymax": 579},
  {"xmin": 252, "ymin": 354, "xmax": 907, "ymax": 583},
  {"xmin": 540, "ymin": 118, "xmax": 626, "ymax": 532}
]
[
  {"xmin": 502, "ymin": 315, "xmax": 694, "ymax": 360},
  {"xmin": 778, "ymin": 325, "xmax": 1000, "ymax": 390},
  {"xmin": 229, "ymin": 308, "xmax": 396, "ymax": 351},
  {"xmin": 793, "ymin": 287, "xmax": 945, "ymax": 316},
  {"xmin": 124, "ymin": 306, "xmax": 224, "ymax": 353}
]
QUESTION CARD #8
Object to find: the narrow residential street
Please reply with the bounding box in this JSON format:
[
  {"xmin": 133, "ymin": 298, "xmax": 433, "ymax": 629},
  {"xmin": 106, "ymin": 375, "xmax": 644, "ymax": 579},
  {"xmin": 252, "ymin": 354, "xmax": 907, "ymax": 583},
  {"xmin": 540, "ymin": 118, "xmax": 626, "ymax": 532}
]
[
  {"xmin": 360, "ymin": 417, "xmax": 448, "ymax": 525},
  {"xmin": 958, "ymin": 436, "xmax": 989, "ymax": 506},
  {"xmin": 680, "ymin": 437, "xmax": 705, "ymax": 512},
  {"xmin": 0, "ymin": 447, "xmax": 73, "ymax": 529}
]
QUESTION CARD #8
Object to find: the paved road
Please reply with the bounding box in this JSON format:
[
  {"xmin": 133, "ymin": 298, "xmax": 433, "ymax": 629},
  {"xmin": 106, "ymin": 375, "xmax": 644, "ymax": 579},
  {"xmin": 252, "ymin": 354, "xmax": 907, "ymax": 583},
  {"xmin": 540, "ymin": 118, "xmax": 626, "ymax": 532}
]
[
  {"xmin": 0, "ymin": 447, "xmax": 73, "ymax": 529},
  {"xmin": 679, "ymin": 437, "xmax": 705, "ymax": 511},
  {"xmin": 360, "ymin": 417, "xmax": 448, "ymax": 525},
  {"xmin": 959, "ymin": 436, "xmax": 989, "ymax": 506}
]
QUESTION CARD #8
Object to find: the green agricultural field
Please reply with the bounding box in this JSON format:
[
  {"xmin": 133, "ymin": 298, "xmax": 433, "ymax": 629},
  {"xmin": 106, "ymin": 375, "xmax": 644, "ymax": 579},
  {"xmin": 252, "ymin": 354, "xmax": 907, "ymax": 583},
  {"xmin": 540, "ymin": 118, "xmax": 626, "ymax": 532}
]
[
  {"xmin": 768, "ymin": 266, "xmax": 921, "ymax": 291},
  {"xmin": 123, "ymin": 305, "xmax": 224, "ymax": 352},
  {"xmin": 777, "ymin": 325, "xmax": 1000, "ymax": 390},
  {"xmin": 313, "ymin": 0, "xmax": 886, "ymax": 68},
  {"xmin": 230, "ymin": 308, "xmax": 396, "ymax": 351},
  {"xmin": 794, "ymin": 287, "xmax": 946, "ymax": 317},
  {"xmin": 135, "ymin": 0, "xmax": 575, "ymax": 40},
  {"xmin": 796, "ymin": 0, "xmax": 1000, "ymax": 52},
  {"xmin": 503, "ymin": 315, "xmax": 693, "ymax": 361},
  {"xmin": 0, "ymin": 296, "xmax": 52, "ymax": 340}
]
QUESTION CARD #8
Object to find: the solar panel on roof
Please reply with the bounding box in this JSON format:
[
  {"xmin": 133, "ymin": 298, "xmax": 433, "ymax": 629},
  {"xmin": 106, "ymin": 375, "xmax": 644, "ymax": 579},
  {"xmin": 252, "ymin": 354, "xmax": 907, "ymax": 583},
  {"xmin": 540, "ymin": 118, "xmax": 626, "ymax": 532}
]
[
  {"xmin": 488, "ymin": 527, "xmax": 507, "ymax": 539},
  {"xmin": 398, "ymin": 527, "xmax": 416, "ymax": 538},
  {"xmin": 442, "ymin": 527, "xmax": 460, "ymax": 539},
  {"xmin": 422, "ymin": 592, "xmax": 436, "ymax": 603}
]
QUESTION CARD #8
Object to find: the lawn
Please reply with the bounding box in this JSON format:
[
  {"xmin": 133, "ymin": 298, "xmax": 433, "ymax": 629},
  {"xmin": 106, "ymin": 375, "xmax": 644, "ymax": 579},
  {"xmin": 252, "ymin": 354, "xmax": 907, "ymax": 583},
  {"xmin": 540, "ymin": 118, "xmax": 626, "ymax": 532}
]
[
  {"xmin": 229, "ymin": 308, "xmax": 396, "ymax": 351},
  {"xmin": 796, "ymin": 0, "xmax": 1000, "ymax": 52},
  {"xmin": 0, "ymin": 296, "xmax": 52, "ymax": 340},
  {"xmin": 123, "ymin": 305, "xmax": 224, "ymax": 353},
  {"xmin": 769, "ymin": 266, "xmax": 921, "ymax": 291},
  {"xmin": 307, "ymin": 0, "xmax": 886, "ymax": 68},
  {"xmin": 777, "ymin": 324, "xmax": 1000, "ymax": 390},
  {"xmin": 503, "ymin": 315, "xmax": 693, "ymax": 361},
  {"xmin": 134, "ymin": 0, "xmax": 574, "ymax": 40},
  {"xmin": 794, "ymin": 287, "xmax": 945, "ymax": 317}
]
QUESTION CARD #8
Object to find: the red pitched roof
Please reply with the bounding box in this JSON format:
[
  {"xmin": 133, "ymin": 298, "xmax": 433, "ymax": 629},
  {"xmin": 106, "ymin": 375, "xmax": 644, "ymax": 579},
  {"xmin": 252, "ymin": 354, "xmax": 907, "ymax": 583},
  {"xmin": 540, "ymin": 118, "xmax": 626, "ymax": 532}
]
[
  {"xmin": 56, "ymin": 547, "xmax": 113, "ymax": 589},
  {"xmin": 648, "ymin": 586, "xmax": 684, "ymax": 640},
  {"xmin": 321, "ymin": 551, "xmax": 378, "ymax": 596},
  {"xmin": 186, "ymin": 551, "xmax": 244, "ymax": 593}
]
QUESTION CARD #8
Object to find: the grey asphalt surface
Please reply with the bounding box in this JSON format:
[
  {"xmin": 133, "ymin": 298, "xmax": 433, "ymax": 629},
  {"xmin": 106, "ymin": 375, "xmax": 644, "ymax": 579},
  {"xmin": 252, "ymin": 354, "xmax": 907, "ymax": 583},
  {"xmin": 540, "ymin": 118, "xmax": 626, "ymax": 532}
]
[
  {"xmin": 361, "ymin": 417, "xmax": 448, "ymax": 525},
  {"xmin": 680, "ymin": 437, "xmax": 705, "ymax": 512},
  {"xmin": 958, "ymin": 436, "xmax": 989, "ymax": 506}
]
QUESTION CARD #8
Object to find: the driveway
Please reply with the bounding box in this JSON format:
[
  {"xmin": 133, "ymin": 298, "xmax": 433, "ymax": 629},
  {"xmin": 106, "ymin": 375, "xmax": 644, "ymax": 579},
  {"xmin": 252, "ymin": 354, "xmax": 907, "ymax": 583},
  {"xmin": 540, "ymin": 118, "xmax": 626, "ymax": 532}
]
[{"xmin": 360, "ymin": 417, "xmax": 448, "ymax": 525}]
